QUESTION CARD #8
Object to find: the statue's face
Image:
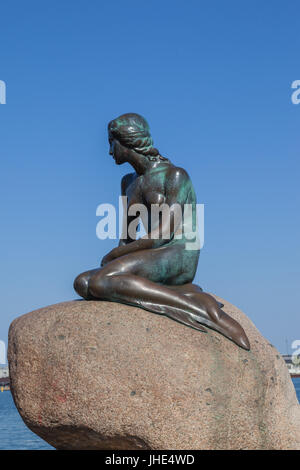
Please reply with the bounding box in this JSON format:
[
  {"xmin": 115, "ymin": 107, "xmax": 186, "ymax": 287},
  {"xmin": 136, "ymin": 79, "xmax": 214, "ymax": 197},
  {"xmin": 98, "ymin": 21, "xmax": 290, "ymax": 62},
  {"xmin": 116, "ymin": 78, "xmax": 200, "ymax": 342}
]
[{"xmin": 109, "ymin": 136, "xmax": 126, "ymax": 165}]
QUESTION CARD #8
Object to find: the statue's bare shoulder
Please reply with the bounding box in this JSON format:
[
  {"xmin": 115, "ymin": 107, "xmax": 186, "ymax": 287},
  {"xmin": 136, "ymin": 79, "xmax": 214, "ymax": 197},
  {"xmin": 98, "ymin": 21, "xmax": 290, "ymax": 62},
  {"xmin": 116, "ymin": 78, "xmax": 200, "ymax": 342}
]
[
  {"xmin": 166, "ymin": 165, "xmax": 190, "ymax": 180},
  {"xmin": 121, "ymin": 172, "xmax": 136, "ymax": 195}
]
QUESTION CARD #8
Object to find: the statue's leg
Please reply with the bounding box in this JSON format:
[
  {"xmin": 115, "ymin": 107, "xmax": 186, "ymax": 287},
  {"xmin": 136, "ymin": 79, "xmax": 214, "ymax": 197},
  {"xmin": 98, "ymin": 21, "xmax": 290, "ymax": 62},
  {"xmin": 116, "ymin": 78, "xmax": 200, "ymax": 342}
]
[
  {"xmin": 168, "ymin": 282, "xmax": 224, "ymax": 308},
  {"xmin": 167, "ymin": 284, "xmax": 225, "ymax": 316},
  {"xmin": 89, "ymin": 270, "xmax": 211, "ymax": 332},
  {"xmin": 167, "ymin": 283, "xmax": 242, "ymax": 341},
  {"xmin": 85, "ymin": 249, "xmax": 250, "ymax": 350}
]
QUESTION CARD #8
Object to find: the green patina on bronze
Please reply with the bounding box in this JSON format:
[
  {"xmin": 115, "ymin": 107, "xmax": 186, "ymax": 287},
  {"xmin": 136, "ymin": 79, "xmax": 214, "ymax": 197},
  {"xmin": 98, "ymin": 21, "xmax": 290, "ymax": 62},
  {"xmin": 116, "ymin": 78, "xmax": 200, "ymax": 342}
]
[
  {"xmin": 74, "ymin": 113, "xmax": 250, "ymax": 350},
  {"xmin": 108, "ymin": 113, "xmax": 157, "ymax": 157}
]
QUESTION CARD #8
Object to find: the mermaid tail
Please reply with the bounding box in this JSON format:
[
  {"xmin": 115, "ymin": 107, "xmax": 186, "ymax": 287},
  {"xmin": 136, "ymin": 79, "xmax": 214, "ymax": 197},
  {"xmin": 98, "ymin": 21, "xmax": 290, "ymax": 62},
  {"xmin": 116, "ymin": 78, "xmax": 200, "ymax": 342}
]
[
  {"xmin": 132, "ymin": 298, "xmax": 250, "ymax": 351},
  {"xmin": 137, "ymin": 300, "xmax": 208, "ymax": 333}
]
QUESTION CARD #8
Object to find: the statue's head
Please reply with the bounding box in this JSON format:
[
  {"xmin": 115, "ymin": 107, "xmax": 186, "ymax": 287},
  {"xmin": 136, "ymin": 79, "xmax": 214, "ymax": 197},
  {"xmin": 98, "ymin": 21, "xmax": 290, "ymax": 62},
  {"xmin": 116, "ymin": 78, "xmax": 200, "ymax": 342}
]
[{"xmin": 108, "ymin": 113, "xmax": 160, "ymax": 165}]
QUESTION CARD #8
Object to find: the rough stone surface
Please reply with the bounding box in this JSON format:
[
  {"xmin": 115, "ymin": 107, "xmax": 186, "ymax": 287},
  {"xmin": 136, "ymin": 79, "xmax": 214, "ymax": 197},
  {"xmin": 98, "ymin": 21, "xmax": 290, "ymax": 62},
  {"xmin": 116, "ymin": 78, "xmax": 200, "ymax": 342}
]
[{"xmin": 8, "ymin": 297, "xmax": 300, "ymax": 450}]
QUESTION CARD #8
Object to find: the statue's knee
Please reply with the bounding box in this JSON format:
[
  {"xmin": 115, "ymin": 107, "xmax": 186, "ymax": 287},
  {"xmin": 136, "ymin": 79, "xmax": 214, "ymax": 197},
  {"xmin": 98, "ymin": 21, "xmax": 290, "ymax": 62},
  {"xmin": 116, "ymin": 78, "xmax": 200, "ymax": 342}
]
[
  {"xmin": 89, "ymin": 274, "xmax": 107, "ymax": 298},
  {"xmin": 74, "ymin": 273, "xmax": 89, "ymax": 299}
]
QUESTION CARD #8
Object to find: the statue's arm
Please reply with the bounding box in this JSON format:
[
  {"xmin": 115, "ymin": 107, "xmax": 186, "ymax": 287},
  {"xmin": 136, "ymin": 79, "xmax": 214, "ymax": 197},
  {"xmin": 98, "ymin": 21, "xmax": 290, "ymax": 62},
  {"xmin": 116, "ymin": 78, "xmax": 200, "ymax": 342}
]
[
  {"xmin": 118, "ymin": 173, "xmax": 137, "ymax": 247},
  {"xmin": 101, "ymin": 172, "xmax": 137, "ymax": 266},
  {"xmin": 101, "ymin": 167, "xmax": 190, "ymax": 265}
]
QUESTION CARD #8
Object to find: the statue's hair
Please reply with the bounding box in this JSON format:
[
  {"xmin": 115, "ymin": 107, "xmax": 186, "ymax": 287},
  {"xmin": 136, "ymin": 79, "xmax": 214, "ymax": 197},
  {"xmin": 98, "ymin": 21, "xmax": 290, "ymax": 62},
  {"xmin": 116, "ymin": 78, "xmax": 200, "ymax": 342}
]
[{"xmin": 108, "ymin": 113, "xmax": 161, "ymax": 158}]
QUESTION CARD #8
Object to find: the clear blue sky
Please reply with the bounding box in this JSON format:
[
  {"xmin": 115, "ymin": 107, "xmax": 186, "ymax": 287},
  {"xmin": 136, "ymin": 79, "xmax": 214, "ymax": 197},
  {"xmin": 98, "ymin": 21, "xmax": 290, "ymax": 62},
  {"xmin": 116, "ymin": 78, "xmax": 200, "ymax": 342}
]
[{"xmin": 0, "ymin": 0, "xmax": 299, "ymax": 357}]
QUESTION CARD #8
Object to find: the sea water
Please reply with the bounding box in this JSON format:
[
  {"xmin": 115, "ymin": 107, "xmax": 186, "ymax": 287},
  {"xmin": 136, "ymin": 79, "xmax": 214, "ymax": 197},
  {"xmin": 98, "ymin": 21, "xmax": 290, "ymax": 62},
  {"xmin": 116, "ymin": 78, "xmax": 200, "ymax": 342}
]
[
  {"xmin": 0, "ymin": 392, "xmax": 53, "ymax": 449},
  {"xmin": 0, "ymin": 380, "xmax": 299, "ymax": 450},
  {"xmin": 293, "ymin": 377, "xmax": 300, "ymax": 403}
]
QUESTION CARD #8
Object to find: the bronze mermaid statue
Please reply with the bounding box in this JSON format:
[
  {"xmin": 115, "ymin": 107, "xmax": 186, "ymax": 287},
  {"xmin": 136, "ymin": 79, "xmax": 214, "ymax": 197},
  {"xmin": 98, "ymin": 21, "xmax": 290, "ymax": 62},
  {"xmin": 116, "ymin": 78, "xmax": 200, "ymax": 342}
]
[{"xmin": 74, "ymin": 113, "xmax": 250, "ymax": 350}]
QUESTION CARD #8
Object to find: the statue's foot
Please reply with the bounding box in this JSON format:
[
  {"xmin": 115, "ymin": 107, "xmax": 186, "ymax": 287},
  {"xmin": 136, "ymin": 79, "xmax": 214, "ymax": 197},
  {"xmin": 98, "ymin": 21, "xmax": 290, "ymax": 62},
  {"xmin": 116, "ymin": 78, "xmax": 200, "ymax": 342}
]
[
  {"xmin": 215, "ymin": 310, "xmax": 250, "ymax": 350},
  {"xmin": 184, "ymin": 292, "xmax": 222, "ymax": 324},
  {"xmin": 171, "ymin": 311, "xmax": 207, "ymax": 333},
  {"xmin": 185, "ymin": 305, "xmax": 250, "ymax": 350},
  {"xmin": 165, "ymin": 286, "xmax": 249, "ymax": 350}
]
